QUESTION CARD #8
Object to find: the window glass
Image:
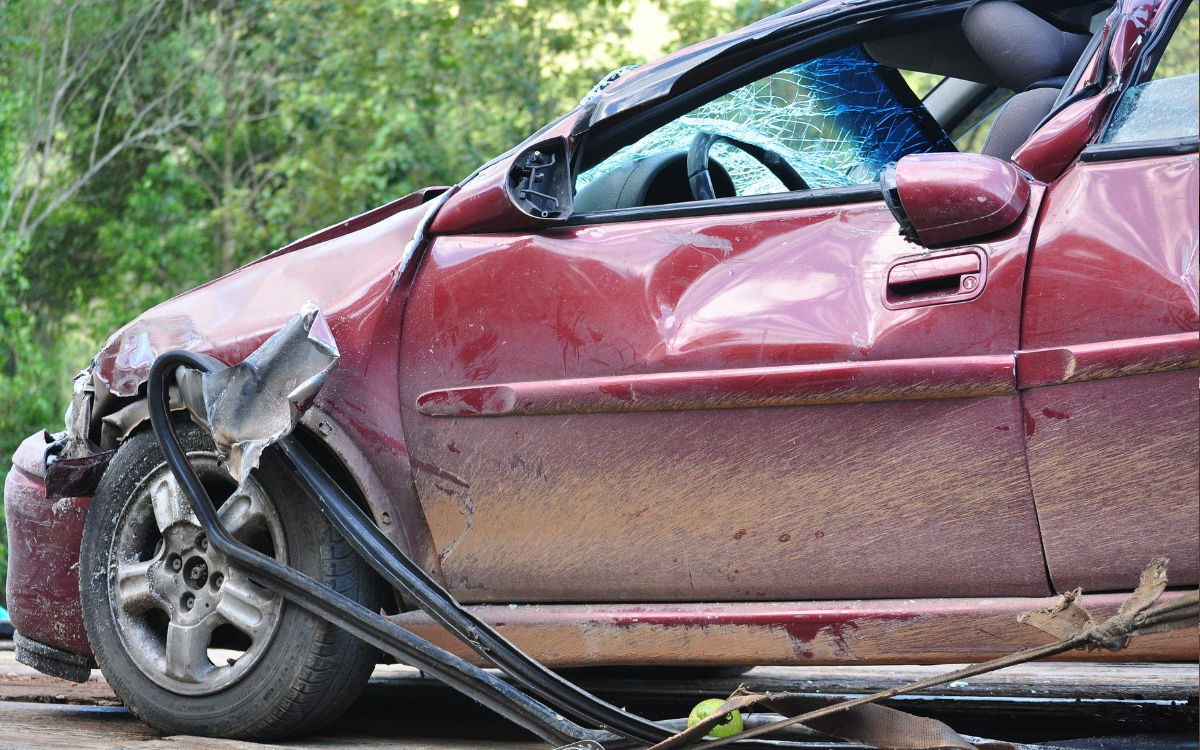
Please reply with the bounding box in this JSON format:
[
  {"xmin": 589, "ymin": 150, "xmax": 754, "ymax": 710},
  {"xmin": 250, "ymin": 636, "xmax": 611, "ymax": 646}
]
[
  {"xmin": 950, "ymin": 89, "xmax": 1015, "ymax": 153},
  {"xmin": 1101, "ymin": 1, "xmax": 1198, "ymax": 144},
  {"xmin": 901, "ymin": 71, "xmax": 943, "ymax": 99},
  {"xmin": 577, "ymin": 45, "xmax": 951, "ymax": 199}
]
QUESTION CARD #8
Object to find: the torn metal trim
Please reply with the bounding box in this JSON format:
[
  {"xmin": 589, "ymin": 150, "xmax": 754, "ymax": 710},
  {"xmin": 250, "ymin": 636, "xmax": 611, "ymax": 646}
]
[{"xmin": 175, "ymin": 303, "xmax": 339, "ymax": 489}]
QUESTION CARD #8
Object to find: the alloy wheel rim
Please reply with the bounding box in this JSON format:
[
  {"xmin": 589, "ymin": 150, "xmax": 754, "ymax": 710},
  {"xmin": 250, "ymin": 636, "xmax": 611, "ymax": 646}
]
[{"xmin": 108, "ymin": 454, "xmax": 286, "ymax": 695}]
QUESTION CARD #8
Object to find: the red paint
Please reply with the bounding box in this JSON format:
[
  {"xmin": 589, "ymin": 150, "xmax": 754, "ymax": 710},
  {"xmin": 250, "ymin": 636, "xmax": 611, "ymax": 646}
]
[
  {"xmin": 598, "ymin": 606, "xmax": 918, "ymax": 645},
  {"xmin": 3, "ymin": 433, "xmax": 93, "ymax": 657},
  {"xmin": 400, "ymin": 189, "xmax": 1048, "ymax": 603},
  {"xmin": 389, "ymin": 593, "xmax": 1198, "ymax": 666},
  {"xmin": 893, "ymin": 153, "xmax": 1030, "ymax": 247},
  {"xmin": 1022, "ymin": 158, "xmax": 1199, "ymax": 348},
  {"xmin": 1011, "ymin": 0, "xmax": 1159, "ymax": 183},
  {"xmin": 1107, "ymin": 0, "xmax": 1158, "ymax": 75},
  {"xmin": 883, "ymin": 248, "xmax": 988, "ymax": 309},
  {"xmin": 431, "ymin": 129, "xmax": 580, "ymax": 237},
  {"xmin": 603, "ymin": 608, "xmax": 916, "ymax": 651},
  {"xmin": 86, "ymin": 198, "xmax": 443, "ymax": 580},
  {"xmin": 416, "ymin": 355, "xmax": 1015, "ymax": 417},
  {"xmin": 1017, "ymin": 333, "xmax": 1199, "ymax": 389},
  {"xmin": 428, "ymin": 159, "xmax": 532, "ymax": 236},
  {"xmin": 272, "ymin": 185, "xmax": 447, "ymax": 258},
  {"xmin": 1012, "ymin": 93, "xmax": 1112, "ymax": 183},
  {"xmin": 1022, "ymin": 372, "xmax": 1199, "ymax": 592},
  {"xmin": 889, "ymin": 252, "xmax": 979, "ymax": 284},
  {"xmin": 1021, "ymin": 152, "xmax": 1198, "ymax": 594},
  {"xmin": 5, "ymin": 0, "xmax": 1194, "ymax": 667}
]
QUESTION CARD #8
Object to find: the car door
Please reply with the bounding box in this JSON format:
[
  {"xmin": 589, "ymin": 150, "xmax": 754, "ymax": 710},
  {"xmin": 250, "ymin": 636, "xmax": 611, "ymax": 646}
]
[
  {"xmin": 1018, "ymin": 0, "xmax": 1199, "ymax": 593},
  {"xmin": 397, "ymin": 44, "xmax": 1050, "ymax": 604}
]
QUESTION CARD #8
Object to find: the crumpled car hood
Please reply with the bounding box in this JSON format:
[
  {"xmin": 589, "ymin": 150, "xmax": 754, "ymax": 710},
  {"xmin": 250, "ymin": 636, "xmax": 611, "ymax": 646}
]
[{"xmin": 93, "ymin": 193, "xmax": 434, "ymax": 397}]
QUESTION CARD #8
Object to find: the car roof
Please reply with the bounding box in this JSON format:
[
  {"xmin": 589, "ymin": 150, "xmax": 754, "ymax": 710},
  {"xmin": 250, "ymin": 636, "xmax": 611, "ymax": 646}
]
[
  {"xmin": 586, "ymin": 0, "xmax": 1113, "ymax": 125},
  {"xmin": 588, "ymin": 0, "xmax": 913, "ymax": 123}
]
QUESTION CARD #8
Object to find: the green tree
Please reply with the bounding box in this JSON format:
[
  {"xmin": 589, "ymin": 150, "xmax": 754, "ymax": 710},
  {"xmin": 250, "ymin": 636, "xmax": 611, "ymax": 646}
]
[
  {"xmin": 0, "ymin": 0, "xmax": 641, "ymax": 606},
  {"xmin": 258, "ymin": 0, "xmax": 633, "ymax": 238},
  {"xmin": 656, "ymin": 0, "xmax": 793, "ymax": 49}
]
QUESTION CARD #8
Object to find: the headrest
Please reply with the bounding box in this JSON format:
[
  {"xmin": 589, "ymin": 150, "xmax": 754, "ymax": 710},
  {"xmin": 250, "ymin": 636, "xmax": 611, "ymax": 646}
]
[{"xmin": 963, "ymin": 1, "xmax": 1091, "ymax": 91}]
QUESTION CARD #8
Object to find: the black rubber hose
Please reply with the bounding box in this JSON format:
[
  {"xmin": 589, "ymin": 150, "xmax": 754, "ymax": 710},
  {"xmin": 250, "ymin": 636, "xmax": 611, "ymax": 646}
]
[
  {"xmin": 146, "ymin": 350, "xmax": 605, "ymax": 746},
  {"xmin": 149, "ymin": 350, "xmax": 809, "ymax": 750}
]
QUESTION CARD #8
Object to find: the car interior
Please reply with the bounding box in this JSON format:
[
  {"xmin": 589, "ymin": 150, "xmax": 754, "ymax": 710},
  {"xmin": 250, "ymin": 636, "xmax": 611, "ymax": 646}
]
[{"xmin": 573, "ymin": 0, "xmax": 1115, "ymax": 213}]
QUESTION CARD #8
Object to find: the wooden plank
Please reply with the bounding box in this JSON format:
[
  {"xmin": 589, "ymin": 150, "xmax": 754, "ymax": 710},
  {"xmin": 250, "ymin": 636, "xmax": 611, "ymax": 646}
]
[{"xmin": 0, "ymin": 701, "xmax": 543, "ymax": 749}]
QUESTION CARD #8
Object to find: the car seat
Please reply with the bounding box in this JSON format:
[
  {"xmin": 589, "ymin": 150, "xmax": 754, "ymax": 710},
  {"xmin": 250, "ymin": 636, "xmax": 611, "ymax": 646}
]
[{"xmin": 962, "ymin": 1, "xmax": 1091, "ymax": 160}]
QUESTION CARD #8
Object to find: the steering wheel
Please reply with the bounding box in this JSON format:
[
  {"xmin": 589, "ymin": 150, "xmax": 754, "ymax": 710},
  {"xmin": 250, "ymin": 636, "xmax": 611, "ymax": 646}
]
[{"xmin": 686, "ymin": 132, "xmax": 809, "ymax": 201}]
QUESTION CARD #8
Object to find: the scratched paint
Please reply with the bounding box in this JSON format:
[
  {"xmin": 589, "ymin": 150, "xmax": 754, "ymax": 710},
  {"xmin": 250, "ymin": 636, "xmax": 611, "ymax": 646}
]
[
  {"xmin": 1021, "ymin": 152, "xmax": 1199, "ymax": 594},
  {"xmin": 388, "ymin": 594, "xmax": 1197, "ymax": 667},
  {"xmin": 399, "ymin": 178, "xmax": 1049, "ymax": 603},
  {"xmin": 4, "ymin": 433, "xmax": 94, "ymax": 656},
  {"xmin": 1023, "ymin": 371, "xmax": 1199, "ymax": 592}
]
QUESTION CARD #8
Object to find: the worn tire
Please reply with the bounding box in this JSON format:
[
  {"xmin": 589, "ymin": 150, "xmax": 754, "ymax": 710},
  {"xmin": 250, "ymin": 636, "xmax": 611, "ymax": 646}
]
[{"xmin": 80, "ymin": 421, "xmax": 380, "ymax": 740}]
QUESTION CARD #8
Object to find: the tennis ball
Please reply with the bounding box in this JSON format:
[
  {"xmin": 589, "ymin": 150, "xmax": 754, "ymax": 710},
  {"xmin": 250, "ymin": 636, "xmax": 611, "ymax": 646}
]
[{"xmin": 687, "ymin": 698, "xmax": 743, "ymax": 738}]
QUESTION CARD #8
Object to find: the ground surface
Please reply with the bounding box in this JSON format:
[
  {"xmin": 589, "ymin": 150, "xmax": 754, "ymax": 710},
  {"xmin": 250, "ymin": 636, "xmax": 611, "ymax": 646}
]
[{"xmin": 0, "ymin": 641, "xmax": 1196, "ymax": 749}]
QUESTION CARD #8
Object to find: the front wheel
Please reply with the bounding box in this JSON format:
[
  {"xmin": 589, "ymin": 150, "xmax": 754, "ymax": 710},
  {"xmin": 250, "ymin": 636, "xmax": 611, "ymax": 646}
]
[{"xmin": 80, "ymin": 421, "xmax": 380, "ymax": 739}]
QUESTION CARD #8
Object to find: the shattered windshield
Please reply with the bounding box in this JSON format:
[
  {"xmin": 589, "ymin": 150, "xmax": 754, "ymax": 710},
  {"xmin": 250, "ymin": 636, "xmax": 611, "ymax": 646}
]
[{"xmin": 578, "ymin": 45, "xmax": 952, "ymax": 196}]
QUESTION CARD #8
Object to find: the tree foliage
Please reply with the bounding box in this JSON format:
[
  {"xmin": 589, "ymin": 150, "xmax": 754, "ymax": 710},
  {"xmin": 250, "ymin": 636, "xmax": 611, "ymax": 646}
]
[{"xmin": 0, "ymin": 0, "xmax": 650, "ymax": 604}]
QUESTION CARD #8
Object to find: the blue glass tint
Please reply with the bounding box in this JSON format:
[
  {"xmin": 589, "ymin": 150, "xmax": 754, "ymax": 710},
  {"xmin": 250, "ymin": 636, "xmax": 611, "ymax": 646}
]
[{"xmin": 578, "ymin": 45, "xmax": 951, "ymax": 196}]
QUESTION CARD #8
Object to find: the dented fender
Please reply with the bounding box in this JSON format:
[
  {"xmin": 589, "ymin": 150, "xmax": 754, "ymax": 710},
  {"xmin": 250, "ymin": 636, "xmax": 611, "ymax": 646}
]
[{"xmin": 23, "ymin": 189, "xmax": 448, "ymax": 661}]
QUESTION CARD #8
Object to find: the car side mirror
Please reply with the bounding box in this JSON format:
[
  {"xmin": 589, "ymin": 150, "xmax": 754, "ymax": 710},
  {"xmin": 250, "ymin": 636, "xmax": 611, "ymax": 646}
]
[
  {"xmin": 430, "ymin": 136, "xmax": 574, "ymax": 235},
  {"xmin": 506, "ymin": 137, "xmax": 573, "ymax": 222},
  {"xmin": 881, "ymin": 153, "xmax": 1031, "ymax": 247}
]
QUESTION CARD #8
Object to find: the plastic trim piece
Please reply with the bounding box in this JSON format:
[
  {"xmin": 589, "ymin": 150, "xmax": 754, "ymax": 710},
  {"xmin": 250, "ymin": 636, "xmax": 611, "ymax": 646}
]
[
  {"xmin": 13, "ymin": 631, "xmax": 92, "ymax": 683},
  {"xmin": 1079, "ymin": 136, "xmax": 1200, "ymax": 162},
  {"xmin": 415, "ymin": 355, "xmax": 1015, "ymax": 418},
  {"xmin": 565, "ymin": 183, "xmax": 880, "ymax": 226},
  {"xmin": 1015, "ymin": 332, "xmax": 1200, "ymax": 389}
]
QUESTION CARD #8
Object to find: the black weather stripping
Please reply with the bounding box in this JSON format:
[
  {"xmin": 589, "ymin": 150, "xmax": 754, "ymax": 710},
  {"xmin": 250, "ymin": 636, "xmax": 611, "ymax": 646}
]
[{"xmin": 147, "ymin": 349, "xmax": 820, "ymax": 749}]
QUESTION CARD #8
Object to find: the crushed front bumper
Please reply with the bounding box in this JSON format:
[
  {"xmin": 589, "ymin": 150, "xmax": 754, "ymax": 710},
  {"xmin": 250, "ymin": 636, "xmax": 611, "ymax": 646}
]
[{"xmin": 4, "ymin": 430, "xmax": 94, "ymax": 672}]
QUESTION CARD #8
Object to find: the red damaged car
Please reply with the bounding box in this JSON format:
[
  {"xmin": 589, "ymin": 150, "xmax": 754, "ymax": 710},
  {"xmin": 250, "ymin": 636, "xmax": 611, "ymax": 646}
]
[{"xmin": 5, "ymin": 0, "xmax": 1198, "ymax": 740}]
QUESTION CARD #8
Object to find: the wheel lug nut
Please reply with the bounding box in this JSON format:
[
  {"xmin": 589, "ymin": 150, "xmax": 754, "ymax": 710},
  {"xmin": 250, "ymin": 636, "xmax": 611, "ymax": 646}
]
[
  {"xmin": 182, "ymin": 594, "xmax": 195, "ymax": 611},
  {"xmin": 211, "ymin": 573, "xmax": 224, "ymax": 591},
  {"xmin": 197, "ymin": 535, "xmax": 208, "ymax": 552},
  {"xmin": 169, "ymin": 555, "xmax": 182, "ymax": 572}
]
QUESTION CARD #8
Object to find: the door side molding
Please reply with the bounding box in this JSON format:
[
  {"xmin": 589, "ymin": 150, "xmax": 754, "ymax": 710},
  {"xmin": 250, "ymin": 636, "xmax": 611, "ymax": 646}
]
[
  {"xmin": 416, "ymin": 355, "xmax": 1015, "ymax": 417},
  {"xmin": 1016, "ymin": 332, "xmax": 1199, "ymax": 389}
]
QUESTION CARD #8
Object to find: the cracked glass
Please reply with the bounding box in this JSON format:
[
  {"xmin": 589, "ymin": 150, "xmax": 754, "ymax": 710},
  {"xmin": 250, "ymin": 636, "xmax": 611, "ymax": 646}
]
[
  {"xmin": 578, "ymin": 45, "xmax": 951, "ymax": 198},
  {"xmin": 1102, "ymin": 1, "xmax": 1199, "ymax": 145}
]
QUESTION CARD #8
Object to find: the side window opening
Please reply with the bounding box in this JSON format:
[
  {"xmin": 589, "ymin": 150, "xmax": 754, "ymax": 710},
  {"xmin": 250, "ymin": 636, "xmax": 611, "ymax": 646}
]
[
  {"xmin": 571, "ymin": 1, "xmax": 1112, "ymax": 215},
  {"xmin": 901, "ymin": 74, "xmax": 1016, "ymax": 153},
  {"xmin": 575, "ymin": 45, "xmax": 951, "ymax": 212},
  {"xmin": 948, "ymin": 88, "xmax": 1015, "ymax": 153}
]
